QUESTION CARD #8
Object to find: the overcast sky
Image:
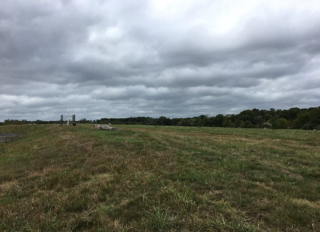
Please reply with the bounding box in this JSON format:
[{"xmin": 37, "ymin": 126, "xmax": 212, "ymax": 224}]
[{"xmin": 1, "ymin": 0, "xmax": 320, "ymax": 121}]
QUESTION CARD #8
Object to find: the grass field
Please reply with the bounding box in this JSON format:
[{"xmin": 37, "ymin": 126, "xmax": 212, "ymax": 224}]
[{"xmin": 0, "ymin": 124, "xmax": 319, "ymax": 232}]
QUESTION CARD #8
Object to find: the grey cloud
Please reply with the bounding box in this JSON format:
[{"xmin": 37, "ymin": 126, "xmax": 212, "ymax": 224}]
[{"xmin": 1, "ymin": 0, "xmax": 320, "ymax": 121}]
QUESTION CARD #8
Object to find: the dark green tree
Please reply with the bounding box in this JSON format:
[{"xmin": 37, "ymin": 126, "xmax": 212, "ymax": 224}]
[{"xmin": 273, "ymin": 118, "xmax": 288, "ymax": 129}]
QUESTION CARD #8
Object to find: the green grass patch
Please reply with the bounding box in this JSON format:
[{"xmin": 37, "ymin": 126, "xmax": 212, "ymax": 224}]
[{"xmin": 0, "ymin": 124, "xmax": 319, "ymax": 231}]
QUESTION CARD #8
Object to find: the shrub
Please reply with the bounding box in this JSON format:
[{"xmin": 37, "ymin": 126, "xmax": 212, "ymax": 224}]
[
  {"xmin": 176, "ymin": 121, "xmax": 183, "ymax": 126},
  {"xmin": 243, "ymin": 121, "xmax": 253, "ymax": 128},
  {"xmin": 262, "ymin": 122, "xmax": 272, "ymax": 128},
  {"xmin": 302, "ymin": 123, "xmax": 313, "ymax": 130},
  {"xmin": 273, "ymin": 118, "xmax": 288, "ymax": 129}
]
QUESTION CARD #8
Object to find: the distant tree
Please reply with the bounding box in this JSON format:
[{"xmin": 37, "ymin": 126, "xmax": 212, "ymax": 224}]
[
  {"xmin": 197, "ymin": 114, "xmax": 209, "ymax": 127},
  {"xmin": 253, "ymin": 115, "xmax": 263, "ymax": 126},
  {"xmin": 226, "ymin": 121, "xmax": 235, "ymax": 127},
  {"xmin": 273, "ymin": 118, "xmax": 288, "ymax": 129},
  {"xmin": 301, "ymin": 123, "xmax": 313, "ymax": 130},
  {"xmin": 270, "ymin": 108, "xmax": 276, "ymax": 115},
  {"xmin": 295, "ymin": 107, "xmax": 320, "ymax": 129},
  {"xmin": 188, "ymin": 119, "xmax": 196, "ymax": 127},
  {"xmin": 241, "ymin": 114, "xmax": 252, "ymax": 122},
  {"xmin": 262, "ymin": 122, "xmax": 272, "ymax": 128},
  {"xmin": 176, "ymin": 121, "xmax": 183, "ymax": 126},
  {"xmin": 144, "ymin": 118, "xmax": 156, "ymax": 125},
  {"xmin": 286, "ymin": 107, "xmax": 300, "ymax": 120},
  {"xmin": 264, "ymin": 112, "xmax": 272, "ymax": 121},
  {"xmin": 86, "ymin": 106, "xmax": 320, "ymax": 129},
  {"xmin": 235, "ymin": 119, "xmax": 242, "ymax": 127},
  {"xmin": 294, "ymin": 112, "xmax": 310, "ymax": 129},
  {"xmin": 79, "ymin": 118, "xmax": 87, "ymax": 123},
  {"xmin": 309, "ymin": 108, "xmax": 320, "ymax": 125},
  {"xmin": 171, "ymin": 118, "xmax": 180, "ymax": 126},
  {"xmin": 222, "ymin": 117, "xmax": 234, "ymax": 127},
  {"xmin": 271, "ymin": 114, "xmax": 280, "ymax": 122},
  {"xmin": 239, "ymin": 110, "xmax": 256, "ymax": 124},
  {"xmin": 211, "ymin": 114, "xmax": 225, "ymax": 127},
  {"xmin": 243, "ymin": 121, "xmax": 253, "ymax": 128}
]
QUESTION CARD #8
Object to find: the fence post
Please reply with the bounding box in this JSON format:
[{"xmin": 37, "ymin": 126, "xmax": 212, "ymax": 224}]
[{"xmin": 60, "ymin": 115, "xmax": 63, "ymax": 126}]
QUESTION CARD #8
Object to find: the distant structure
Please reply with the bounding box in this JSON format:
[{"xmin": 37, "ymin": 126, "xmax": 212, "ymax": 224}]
[
  {"xmin": 60, "ymin": 114, "xmax": 76, "ymax": 126},
  {"xmin": 67, "ymin": 118, "xmax": 72, "ymax": 126},
  {"xmin": 72, "ymin": 114, "xmax": 76, "ymax": 126}
]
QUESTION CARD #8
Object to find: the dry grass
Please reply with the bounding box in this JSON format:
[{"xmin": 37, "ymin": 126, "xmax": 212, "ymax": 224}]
[{"xmin": 0, "ymin": 124, "xmax": 319, "ymax": 231}]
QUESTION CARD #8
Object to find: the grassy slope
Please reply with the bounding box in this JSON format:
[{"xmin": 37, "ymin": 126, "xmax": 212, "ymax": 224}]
[{"xmin": 0, "ymin": 124, "xmax": 319, "ymax": 232}]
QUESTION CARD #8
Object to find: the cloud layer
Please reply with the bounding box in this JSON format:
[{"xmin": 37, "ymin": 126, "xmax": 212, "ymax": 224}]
[{"xmin": 1, "ymin": 0, "xmax": 320, "ymax": 121}]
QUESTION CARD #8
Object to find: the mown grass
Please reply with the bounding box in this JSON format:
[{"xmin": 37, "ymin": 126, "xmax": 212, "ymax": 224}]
[{"xmin": 0, "ymin": 124, "xmax": 319, "ymax": 231}]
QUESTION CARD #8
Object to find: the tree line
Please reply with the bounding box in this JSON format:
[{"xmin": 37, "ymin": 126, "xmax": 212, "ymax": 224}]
[
  {"xmin": 2, "ymin": 107, "xmax": 320, "ymax": 130},
  {"xmin": 94, "ymin": 106, "xmax": 320, "ymax": 130}
]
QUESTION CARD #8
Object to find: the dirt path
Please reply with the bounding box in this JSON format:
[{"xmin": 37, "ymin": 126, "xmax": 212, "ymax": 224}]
[{"xmin": 0, "ymin": 133, "xmax": 20, "ymax": 143}]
